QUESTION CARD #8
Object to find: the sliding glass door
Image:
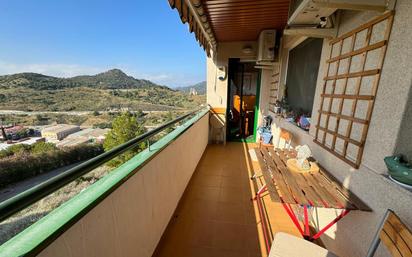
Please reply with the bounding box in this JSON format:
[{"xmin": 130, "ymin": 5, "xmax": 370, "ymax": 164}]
[{"xmin": 227, "ymin": 59, "xmax": 260, "ymax": 142}]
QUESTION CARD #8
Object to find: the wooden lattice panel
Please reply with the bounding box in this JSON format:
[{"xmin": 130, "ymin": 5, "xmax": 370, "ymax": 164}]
[
  {"xmin": 269, "ymin": 69, "xmax": 280, "ymax": 114},
  {"xmin": 314, "ymin": 11, "xmax": 395, "ymax": 169}
]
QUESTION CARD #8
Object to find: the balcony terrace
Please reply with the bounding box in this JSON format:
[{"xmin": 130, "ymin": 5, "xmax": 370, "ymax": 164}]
[
  {"xmin": 0, "ymin": 110, "xmax": 314, "ymax": 257},
  {"xmin": 153, "ymin": 143, "xmax": 300, "ymax": 257},
  {"xmin": 0, "ymin": 0, "xmax": 412, "ymax": 256}
]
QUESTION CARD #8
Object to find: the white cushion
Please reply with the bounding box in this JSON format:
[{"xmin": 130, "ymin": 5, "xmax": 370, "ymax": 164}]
[{"xmin": 269, "ymin": 232, "xmax": 339, "ymax": 257}]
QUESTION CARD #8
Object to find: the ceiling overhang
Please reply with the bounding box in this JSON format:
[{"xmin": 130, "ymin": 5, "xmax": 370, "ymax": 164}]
[
  {"xmin": 169, "ymin": 0, "xmax": 291, "ymax": 54},
  {"xmin": 203, "ymin": 0, "xmax": 290, "ymax": 42}
]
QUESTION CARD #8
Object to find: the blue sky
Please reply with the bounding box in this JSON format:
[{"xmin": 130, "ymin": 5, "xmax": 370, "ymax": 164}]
[{"xmin": 0, "ymin": 0, "xmax": 206, "ymax": 87}]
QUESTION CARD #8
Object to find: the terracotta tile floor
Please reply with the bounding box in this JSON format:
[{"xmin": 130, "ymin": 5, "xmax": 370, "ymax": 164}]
[{"xmin": 153, "ymin": 143, "xmax": 301, "ymax": 257}]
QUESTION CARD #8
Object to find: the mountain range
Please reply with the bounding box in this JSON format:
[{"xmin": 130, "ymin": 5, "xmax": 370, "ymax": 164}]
[
  {"xmin": 0, "ymin": 69, "xmax": 206, "ymax": 112},
  {"xmin": 175, "ymin": 81, "xmax": 206, "ymax": 95},
  {"xmin": 0, "ymin": 69, "xmax": 169, "ymax": 90}
]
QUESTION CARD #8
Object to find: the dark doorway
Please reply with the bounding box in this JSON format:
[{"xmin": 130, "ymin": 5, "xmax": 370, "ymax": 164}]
[{"xmin": 226, "ymin": 59, "xmax": 260, "ymax": 142}]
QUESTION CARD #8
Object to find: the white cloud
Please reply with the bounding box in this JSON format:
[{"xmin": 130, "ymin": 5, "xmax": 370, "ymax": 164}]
[
  {"xmin": 142, "ymin": 73, "xmax": 200, "ymax": 88},
  {"xmin": 115, "ymin": 67, "xmax": 204, "ymax": 88},
  {"xmin": 0, "ymin": 61, "xmax": 109, "ymax": 78},
  {"xmin": 0, "ymin": 61, "xmax": 204, "ymax": 88}
]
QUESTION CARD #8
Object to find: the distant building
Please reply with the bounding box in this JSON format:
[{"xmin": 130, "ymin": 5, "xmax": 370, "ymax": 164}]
[
  {"xmin": 41, "ymin": 124, "xmax": 80, "ymax": 141},
  {"xmin": 4, "ymin": 125, "xmax": 24, "ymax": 134},
  {"xmin": 56, "ymin": 128, "xmax": 109, "ymax": 148},
  {"xmin": 0, "ymin": 125, "xmax": 30, "ymax": 141},
  {"xmin": 189, "ymin": 88, "xmax": 198, "ymax": 95},
  {"xmin": 106, "ymin": 107, "xmax": 130, "ymax": 112},
  {"xmin": 0, "ymin": 137, "xmax": 45, "ymax": 151},
  {"xmin": 66, "ymin": 128, "xmax": 109, "ymax": 142},
  {"xmin": 55, "ymin": 136, "xmax": 90, "ymax": 148}
]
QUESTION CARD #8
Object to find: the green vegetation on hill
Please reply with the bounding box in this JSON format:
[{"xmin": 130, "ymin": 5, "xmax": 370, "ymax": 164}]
[
  {"xmin": 70, "ymin": 69, "xmax": 165, "ymax": 89},
  {"xmin": 0, "ymin": 69, "xmax": 205, "ymax": 111},
  {"xmin": 0, "ymin": 69, "xmax": 160, "ymax": 90},
  {"xmin": 0, "ymin": 143, "xmax": 103, "ymax": 187}
]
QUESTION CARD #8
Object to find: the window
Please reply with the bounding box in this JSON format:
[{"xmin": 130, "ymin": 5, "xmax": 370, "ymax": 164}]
[{"xmin": 285, "ymin": 38, "xmax": 323, "ymax": 117}]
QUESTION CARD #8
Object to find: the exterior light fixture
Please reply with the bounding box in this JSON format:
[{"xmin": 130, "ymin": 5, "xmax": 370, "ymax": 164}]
[
  {"xmin": 242, "ymin": 45, "xmax": 254, "ymax": 54},
  {"xmin": 217, "ymin": 66, "xmax": 227, "ymax": 81}
]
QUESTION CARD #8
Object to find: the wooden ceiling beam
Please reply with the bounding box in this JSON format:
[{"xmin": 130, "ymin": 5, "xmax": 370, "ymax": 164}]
[
  {"xmin": 207, "ymin": 4, "xmax": 289, "ymax": 13},
  {"xmin": 208, "ymin": 8, "xmax": 289, "ymax": 16},
  {"xmin": 209, "ymin": 13, "xmax": 288, "ymax": 20},
  {"xmin": 208, "ymin": 8, "xmax": 289, "ymax": 15},
  {"xmin": 205, "ymin": 0, "xmax": 288, "ymax": 6},
  {"xmin": 215, "ymin": 28, "xmax": 271, "ymax": 32},
  {"xmin": 203, "ymin": 0, "xmax": 284, "ymax": 4},
  {"xmin": 210, "ymin": 17, "xmax": 287, "ymax": 24},
  {"xmin": 218, "ymin": 37, "xmax": 260, "ymax": 42},
  {"xmin": 211, "ymin": 18, "xmax": 287, "ymax": 25},
  {"xmin": 201, "ymin": 0, "xmax": 290, "ymax": 42},
  {"xmin": 208, "ymin": 9, "xmax": 289, "ymax": 16},
  {"xmin": 215, "ymin": 30, "xmax": 281, "ymax": 37},
  {"xmin": 209, "ymin": 13, "xmax": 288, "ymax": 21},
  {"xmin": 212, "ymin": 26, "xmax": 279, "ymax": 32},
  {"xmin": 205, "ymin": 5, "xmax": 289, "ymax": 11},
  {"xmin": 212, "ymin": 24, "xmax": 282, "ymax": 29},
  {"xmin": 215, "ymin": 27, "xmax": 281, "ymax": 33},
  {"xmin": 211, "ymin": 21, "xmax": 285, "ymax": 28}
]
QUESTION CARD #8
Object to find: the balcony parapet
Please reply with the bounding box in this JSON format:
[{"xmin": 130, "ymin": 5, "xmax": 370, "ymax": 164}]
[{"xmin": 0, "ymin": 108, "xmax": 209, "ymax": 257}]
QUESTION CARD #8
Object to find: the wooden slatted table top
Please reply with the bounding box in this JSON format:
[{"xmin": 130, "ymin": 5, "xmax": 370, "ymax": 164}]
[{"xmin": 255, "ymin": 146, "xmax": 371, "ymax": 211}]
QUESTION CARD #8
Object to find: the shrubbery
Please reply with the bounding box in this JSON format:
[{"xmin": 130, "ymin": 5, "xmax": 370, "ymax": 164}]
[
  {"xmin": 0, "ymin": 143, "xmax": 103, "ymax": 187},
  {"xmin": 93, "ymin": 122, "xmax": 112, "ymax": 129},
  {"xmin": 103, "ymin": 112, "xmax": 146, "ymax": 167},
  {"xmin": 0, "ymin": 142, "xmax": 56, "ymax": 158}
]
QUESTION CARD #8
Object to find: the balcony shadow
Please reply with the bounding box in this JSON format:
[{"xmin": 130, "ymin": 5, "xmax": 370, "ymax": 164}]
[
  {"xmin": 0, "ymin": 212, "xmax": 48, "ymax": 246},
  {"xmin": 153, "ymin": 142, "xmax": 262, "ymax": 257}
]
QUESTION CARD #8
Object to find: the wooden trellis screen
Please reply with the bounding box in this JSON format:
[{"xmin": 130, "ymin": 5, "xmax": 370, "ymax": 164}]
[
  {"xmin": 269, "ymin": 70, "xmax": 280, "ymax": 113},
  {"xmin": 314, "ymin": 11, "xmax": 395, "ymax": 169}
]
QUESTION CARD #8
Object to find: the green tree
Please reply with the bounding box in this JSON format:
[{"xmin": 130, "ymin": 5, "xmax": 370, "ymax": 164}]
[
  {"xmin": 0, "ymin": 149, "xmax": 11, "ymax": 158},
  {"xmin": 35, "ymin": 114, "xmax": 43, "ymax": 121},
  {"xmin": 8, "ymin": 144, "xmax": 31, "ymax": 155},
  {"xmin": 16, "ymin": 128, "xmax": 29, "ymax": 138},
  {"xmin": 103, "ymin": 112, "xmax": 146, "ymax": 167},
  {"xmin": 164, "ymin": 111, "xmax": 175, "ymax": 134},
  {"xmin": 135, "ymin": 109, "xmax": 144, "ymax": 118},
  {"xmin": 31, "ymin": 142, "xmax": 57, "ymax": 155}
]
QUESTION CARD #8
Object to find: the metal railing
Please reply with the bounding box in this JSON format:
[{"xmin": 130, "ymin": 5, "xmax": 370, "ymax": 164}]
[{"xmin": 0, "ymin": 108, "xmax": 206, "ymax": 222}]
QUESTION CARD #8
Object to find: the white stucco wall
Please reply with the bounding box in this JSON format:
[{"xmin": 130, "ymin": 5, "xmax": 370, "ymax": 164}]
[
  {"xmin": 204, "ymin": 3, "xmax": 411, "ymax": 256},
  {"xmin": 257, "ymin": 69, "xmax": 272, "ymax": 128},
  {"xmin": 207, "ymin": 41, "xmax": 259, "ymax": 109},
  {"xmin": 270, "ymin": 2, "xmax": 412, "ymax": 256},
  {"xmin": 206, "ymin": 41, "xmax": 259, "ymax": 143}
]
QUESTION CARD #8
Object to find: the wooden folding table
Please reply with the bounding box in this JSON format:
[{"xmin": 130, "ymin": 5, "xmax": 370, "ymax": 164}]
[{"xmin": 253, "ymin": 146, "xmax": 371, "ymax": 252}]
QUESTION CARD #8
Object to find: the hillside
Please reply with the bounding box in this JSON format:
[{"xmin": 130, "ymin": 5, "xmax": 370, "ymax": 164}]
[
  {"xmin": 0, "ymin": 69, "xmax": 163, "ymax": 90},
  {"xmin": 176, "ymin": 81, "xmax": 206, "ymax": 95},
  {"xmin": 0, "ymin": 69, "xmax": 205, "ymax": 111},
  {"xmin": 70, "ymin": 69, "xmax": 165, "ymax": 89}
]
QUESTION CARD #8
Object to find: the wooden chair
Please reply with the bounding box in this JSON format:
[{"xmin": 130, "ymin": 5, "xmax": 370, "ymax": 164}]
[
  {"xmin": 209, "ymin": 107, "xmax": 226, "ymax": 145},
  {"xmin": 254, "ymin": 129, "xmax": 293, "ymax": 183},
  {"xmin": 269, "ymin": 209, "xmax": 412, "ymax": 257},
  {"xmin": 278, "ymin": 128, "xmax": 292, "ymax": 150},
  {"xmin": 366, "ymin": 209, "xmax": 412, "ymax": 257}
]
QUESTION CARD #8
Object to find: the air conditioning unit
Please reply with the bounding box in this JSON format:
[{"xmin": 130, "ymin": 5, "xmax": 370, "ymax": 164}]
[
  {"xmin": 257, "ymin": 30, "xmax": 277, "ymax": 65},
  {"xmin": 288, "ymin": 0, "xmax": 388, "ymax": 27}
]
